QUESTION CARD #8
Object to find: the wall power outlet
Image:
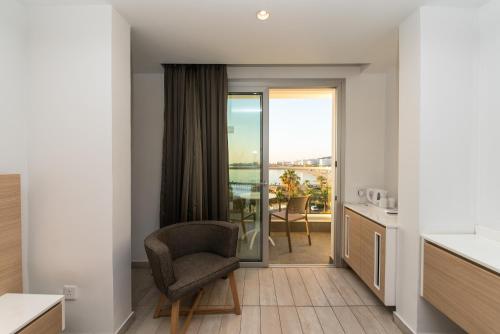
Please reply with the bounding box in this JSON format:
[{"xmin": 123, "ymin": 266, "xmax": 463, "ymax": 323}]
[{"xmin": 63, "ymin": 285, "xmax": 78, "ymax": 300}]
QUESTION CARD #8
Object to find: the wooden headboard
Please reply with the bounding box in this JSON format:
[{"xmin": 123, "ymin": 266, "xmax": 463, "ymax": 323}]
[{"xmin": 0, "ymin": 174, "xmax": 22, "ymax": 295}]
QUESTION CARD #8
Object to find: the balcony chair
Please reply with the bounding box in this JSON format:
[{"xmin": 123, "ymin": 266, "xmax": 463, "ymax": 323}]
[
  {"xmin": 144, "ymin": 221, "xmax": 241, "ymax": 334},
  {"xmin": 270, "ymin": 196, "xmax": 311, "ymax": 252},
  {"xmin": 229, "ymin": 197, "xmax": 256, "ymax": 240}
]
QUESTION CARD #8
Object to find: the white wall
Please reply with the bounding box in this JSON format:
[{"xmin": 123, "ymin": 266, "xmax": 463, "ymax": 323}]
[
  {"xmin": 111, "ymin": 8, "xmax": 132, "ymax": 332},
  {"xmin": 419, "ymin": 6, "xmax": 478, "ymax": 236},
  {"xmin": 397, "ymin": 5, "xmax": 485, "ymax": 333},
  {"xmin": 396, "ymin": 10, "xmax": 421, "ymax": 331},
  {"xmin": 131, "ymin": 66, "xmax": 397, "ymax": 261},
  {"xmin": 384, "ymin": 66, "xmax": 399, "ymax": 199},
  {"xmin": 477, "ymin": 0, "xmax": 500, "ymax": 230},
  {"xmin": 131, "ymin": 73, "xmax": 164, "ymax": 262},
  {"xmin": 411, "ymin": 18, "xmax": 478, "ymax": 331},
  {"xmin": 0, "ymin": 0, "xmax": 29, "ymax": 291},
  {"xmin": 344, "ymin": 72, "xmax": 388, "ymax": 202},
  {"xmin": 347, "ymin": 69, "xmax": 399, "ymax": 202},
  {"xmin": 26, "ymin": 5, "xmax": 131, "ymax": 333}
]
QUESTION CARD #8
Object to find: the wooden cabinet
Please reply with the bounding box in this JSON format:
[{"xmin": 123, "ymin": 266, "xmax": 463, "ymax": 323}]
[
  {"xmin": 0, "ymin": 174, "xmax": 22, "ymax": 296},
  {"xmin": 359, "ymin": 219, "xmax": 385, "ymax": 301},
  {"xmin": 0, "ymin": 294, "xmax": 65, "ymax": 334},
  {"xmin": 423, "ymin": 241, "xmax": 500, "ymax": 333},
  {"xmin": 0, "ymin": 176, "xmax": 65, "ymax": 334},
  {"xmin": 343, "ymin": 210, "xmax": 361, "ymax": 273},
  {"xmin": 17, "ymin": 303, "xmax": 62, "ymax": 334},
  {"xmin": 343, "ymin": 208, "xmax": 393, "ymax": 305}
]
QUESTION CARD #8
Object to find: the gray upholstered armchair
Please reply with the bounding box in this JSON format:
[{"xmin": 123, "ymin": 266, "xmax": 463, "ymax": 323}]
[{"xmin": 144, "ymin": 221, "xmax": 240, "ymax": 334}]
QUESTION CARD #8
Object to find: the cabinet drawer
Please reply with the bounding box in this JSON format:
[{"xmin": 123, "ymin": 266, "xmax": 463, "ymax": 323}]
[
  {"xmin": 17, "ymin": 302, "xmax": 62, "ymax": 334},
  {"xmin": 423, "ymin": 241, "xmax": 500, "ymax": 333},
  {"xmin": 360, "ymin": 220, "xmax": 385, "ymax": 301}
]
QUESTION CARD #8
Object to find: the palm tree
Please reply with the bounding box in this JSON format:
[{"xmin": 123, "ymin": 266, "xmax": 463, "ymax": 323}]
[
  {"xmin": 319, "ymin": 187, "xmax": 330, "ymax": 212},
  {"xmin": 315, "ymin": 175, "xmax": 330, "ymax": 212},
  {"xmin": 275, "ymin": 187, "xmax": 286, "ymax": 211},
  {"xmin": 279, "ymin": 169, "xmax": 301, "ymax": 198},
  {"xmin": 303, "ymin": 180, "xmax": 316, "ymax": 212},
  {"xmin": 316, "ymin": 175, "xmax": 327, "ymax": 187},
  {"xmin": 303, "ymin": 180, "xmax": 314, "ymax": 196}
]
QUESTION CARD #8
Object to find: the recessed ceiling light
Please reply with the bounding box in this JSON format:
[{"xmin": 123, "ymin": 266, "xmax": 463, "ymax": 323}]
[{"xmin": 257, "ymin": 10, "xmax": 270, "ymax": 21}]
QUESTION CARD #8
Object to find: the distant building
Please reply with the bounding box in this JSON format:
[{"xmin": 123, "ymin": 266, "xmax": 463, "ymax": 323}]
[
  {"xmin": 277, "ymin": 161, "xmax": 293, "ymax": 166},
  {"xmin": 319, "ymin": 156, "xmax": 332, "ymax": 166},
  {"xmin": 304, "ymin": 158, "xmax": 319, "ymax": 166},
  {"xmin": 272, "ymin": 156, "xmax": 332, "ymax": 167}
]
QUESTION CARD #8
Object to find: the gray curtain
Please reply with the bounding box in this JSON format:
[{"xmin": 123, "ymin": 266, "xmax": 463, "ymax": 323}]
[{"xmin": 160, "ymin": 64, "xmax": 229, "ymax": 226}]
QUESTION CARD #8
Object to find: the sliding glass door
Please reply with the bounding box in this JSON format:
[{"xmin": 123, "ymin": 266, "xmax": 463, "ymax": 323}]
[
  {"xmin": 226, "ymin": 80, "xmax": 342, "ymax": 266},
  {"xmin": 227, "ymin": 92, "xmax": 268, "ymax": 262}
]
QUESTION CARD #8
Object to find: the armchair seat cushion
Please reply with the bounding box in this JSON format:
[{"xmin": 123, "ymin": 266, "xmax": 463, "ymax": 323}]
[{"xmin": 168, "ymin": 252, "xmax": 239, "ymax": 300}]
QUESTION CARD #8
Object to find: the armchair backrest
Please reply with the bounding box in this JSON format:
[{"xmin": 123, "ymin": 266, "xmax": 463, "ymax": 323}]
[
  {"xmin": 145, "ymin": 221, "xmax": 239, "ymax": 292},
  {"xmin": 153, "ymin": 223, "xmax": 218, "ymax": 259}
]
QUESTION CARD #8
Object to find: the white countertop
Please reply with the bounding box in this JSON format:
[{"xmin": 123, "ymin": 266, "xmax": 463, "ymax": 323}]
[
  {"xmin": 344, "ymin": 202, "xmax": 398, "ymax": 228},
  {"xmin": 0, "ymin": 293, "xmax": 64, "ymax": 333},
  {"xmin": 422, "ymin": 226, "xmax": 500, "ymax": 274}
]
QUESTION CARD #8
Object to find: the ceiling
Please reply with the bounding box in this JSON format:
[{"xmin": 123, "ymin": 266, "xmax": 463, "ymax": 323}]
[{"xmin": 23, "ymin": 0, "xmax": 488, "ymax": 73}]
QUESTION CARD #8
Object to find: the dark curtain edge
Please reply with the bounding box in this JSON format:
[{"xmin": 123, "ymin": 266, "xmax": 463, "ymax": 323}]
[{"xmin": 159, "ymin": 64, "xmax": 229, "ymax": 227}]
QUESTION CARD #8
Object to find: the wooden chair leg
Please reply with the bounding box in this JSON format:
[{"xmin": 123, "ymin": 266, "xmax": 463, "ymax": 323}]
[
  {"xmin": 228, "ymin": 272, "xmax": 241, "ymax": 315},
  {"xmin": 170, "ymin": 300, "xmax": 180, "ymax": 334},
  {"xmin": 153, "ymin": 289, "xmax": 236, "ymax": 321},
  {"xmin": 305, "ymin": 216, "xmax": 312, "ymax": 246},
  {"xmin": 154, "ymin": 293, "xmax": 167, "ymax": 318},
  {"xmin": 180, "ymin": 290, "xmax": 204, "ymax": 334},
  {"xmin": 285, "ymin": 220, "xmax": 293, "ymax": 252}
]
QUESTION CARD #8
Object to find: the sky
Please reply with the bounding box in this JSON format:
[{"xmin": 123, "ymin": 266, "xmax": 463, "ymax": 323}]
[
  {"xmin": 227, "ymin": 90, "xmax": 333, "ymax": 165},
  {"xmin": 227, "ymin": 94, "xmax": 262, "ymax": 165},
  {"xmin": 269, "ymin": 93, "xmax": 333, "ymax": 163}
]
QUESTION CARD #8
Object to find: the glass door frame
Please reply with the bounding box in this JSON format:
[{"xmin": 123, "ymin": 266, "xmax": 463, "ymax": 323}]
[
  {"xmin": 229, "ymin": 78, "xmax": 345, "ymax": 268},
  {"xmin": 228, "ymin": 85, "xmax": 270, "ymax": 267}
]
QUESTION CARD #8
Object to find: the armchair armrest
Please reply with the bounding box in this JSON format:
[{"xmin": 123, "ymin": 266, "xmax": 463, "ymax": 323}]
[{"xmin": 144, "ymin": 235, "xmax": 176, "ymax": 294}]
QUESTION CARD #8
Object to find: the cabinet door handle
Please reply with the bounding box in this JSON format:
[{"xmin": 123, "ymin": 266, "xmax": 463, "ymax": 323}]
[
  {"xmin": 374, "ymin": 232, "xmax": 382, "ymax": 289},
  {"xmin": 344, "ymin": 215, "xmax": 350, "ymax": 258}
]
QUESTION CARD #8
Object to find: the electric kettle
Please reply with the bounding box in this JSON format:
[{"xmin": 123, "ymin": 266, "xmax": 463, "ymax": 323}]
[{"xmin": 366, "ymin": 188, "xmax": 388, "ymax": 206}]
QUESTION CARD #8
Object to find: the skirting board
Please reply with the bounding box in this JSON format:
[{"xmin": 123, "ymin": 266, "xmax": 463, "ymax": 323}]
[
  {"xmin": 132, "ymin": 261, "xmax": 150, "ymax": 268},
  {"xmin": 115, "ymin": 311, "xmax": 135, "ymax": 334},
  {"xmin": 393, "ymin": 312, "xmax": 416, "ymax": 334}
]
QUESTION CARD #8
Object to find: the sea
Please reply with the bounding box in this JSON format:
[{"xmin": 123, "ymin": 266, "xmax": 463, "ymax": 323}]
[{"xmin": 229, "ymin": 168, "xmax": 325, "ymax": 185}]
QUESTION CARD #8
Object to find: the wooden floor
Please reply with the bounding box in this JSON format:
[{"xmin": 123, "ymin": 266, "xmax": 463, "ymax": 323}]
[
  {"xmin": 126, "ymin": 267, "xmax": 402, "ymax": 334},
  {"xmin": 269, "ymin": 232, "xmax": 331, "ymax": 264}
]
